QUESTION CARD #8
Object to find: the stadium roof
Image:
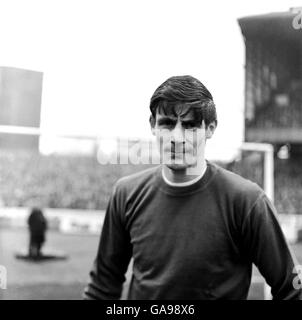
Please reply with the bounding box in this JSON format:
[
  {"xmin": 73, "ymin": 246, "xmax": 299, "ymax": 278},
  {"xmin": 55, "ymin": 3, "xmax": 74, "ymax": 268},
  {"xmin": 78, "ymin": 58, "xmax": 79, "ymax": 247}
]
[{"xmin": 238, "ymin": 10, "xmax": 302, "ymax": 42}]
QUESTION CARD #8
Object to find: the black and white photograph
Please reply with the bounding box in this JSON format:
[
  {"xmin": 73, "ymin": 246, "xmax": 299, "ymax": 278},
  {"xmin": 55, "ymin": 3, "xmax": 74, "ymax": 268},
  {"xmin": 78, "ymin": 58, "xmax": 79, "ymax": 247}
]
[{"xmin": 0, "ymin": 0, "xmax": 302, "ymax": 306}]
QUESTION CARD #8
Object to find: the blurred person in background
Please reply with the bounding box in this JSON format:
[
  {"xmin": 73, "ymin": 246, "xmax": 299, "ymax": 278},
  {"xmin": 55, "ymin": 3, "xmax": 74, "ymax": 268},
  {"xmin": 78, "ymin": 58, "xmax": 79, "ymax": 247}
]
[
  {"xmin": 28, "ymin": 207, "xmax": 47, "ymax": 258},
  {"xmin": 84, "ymin": 75, "xmax": 301, "ymax": 300}
]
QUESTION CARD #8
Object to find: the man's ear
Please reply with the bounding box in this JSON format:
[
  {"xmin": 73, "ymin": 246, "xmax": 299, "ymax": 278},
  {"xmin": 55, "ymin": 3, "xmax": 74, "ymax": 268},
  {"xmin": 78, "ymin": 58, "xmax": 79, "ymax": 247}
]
[
  {"xmin": 205, "ymin": 121, "xmax": 217, "ymax": 139},
  {"xmin": 149, "ymin": 115, "xmax": 156, "ymax": 136}
]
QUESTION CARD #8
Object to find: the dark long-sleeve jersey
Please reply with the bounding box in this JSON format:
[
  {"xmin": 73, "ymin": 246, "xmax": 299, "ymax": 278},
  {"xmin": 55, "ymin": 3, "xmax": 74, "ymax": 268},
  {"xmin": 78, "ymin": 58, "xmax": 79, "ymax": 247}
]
[{"xmin": 84, "ymin": 161, "xmax": 302, "ymax": 300}]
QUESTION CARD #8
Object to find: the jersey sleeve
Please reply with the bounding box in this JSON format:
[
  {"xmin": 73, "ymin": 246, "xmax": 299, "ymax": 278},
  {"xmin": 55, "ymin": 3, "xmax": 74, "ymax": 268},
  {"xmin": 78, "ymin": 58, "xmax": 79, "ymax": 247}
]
[
  {"xmin": 83, "ymin": 182, "xmax": 132, "ymax": 300},
  {"xmin": 241, "ymin": 194, "xmax": 302, "ymax": 300}
]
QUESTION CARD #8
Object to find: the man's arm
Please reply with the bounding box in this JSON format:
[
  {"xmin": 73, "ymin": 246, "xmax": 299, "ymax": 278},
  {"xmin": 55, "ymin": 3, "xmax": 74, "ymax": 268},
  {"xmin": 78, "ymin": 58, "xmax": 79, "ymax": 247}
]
[
  {"xmin": 83, "ymin": 183, "xmax": 132, "ymax": 300},
  {"xmin": 241, "ymin": 194, "xmax": 302, "ymax": 300}
]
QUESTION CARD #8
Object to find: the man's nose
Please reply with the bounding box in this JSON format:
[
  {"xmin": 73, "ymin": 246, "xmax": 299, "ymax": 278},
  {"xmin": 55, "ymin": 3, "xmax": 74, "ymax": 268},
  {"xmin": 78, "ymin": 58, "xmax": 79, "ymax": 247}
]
[{"xmin": 171, "ymin": 122, "xmax": 185, "ymax": 144}]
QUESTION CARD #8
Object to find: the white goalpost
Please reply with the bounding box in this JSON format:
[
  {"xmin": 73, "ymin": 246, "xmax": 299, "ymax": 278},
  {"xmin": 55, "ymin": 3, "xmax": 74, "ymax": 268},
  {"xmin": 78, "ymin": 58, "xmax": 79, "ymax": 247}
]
[
  {"xmin": 239, "ymin": 142, "xmax": 274, "ymax": 204},
  {"xmin": 239, "ymin": 142, "xmax": 274, "ymax": 300}
]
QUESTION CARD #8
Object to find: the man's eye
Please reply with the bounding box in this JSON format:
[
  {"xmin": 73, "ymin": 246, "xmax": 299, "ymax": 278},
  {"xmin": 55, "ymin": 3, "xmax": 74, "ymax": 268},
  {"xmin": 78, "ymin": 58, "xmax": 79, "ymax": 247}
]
[
  {"xmin": 183, "ymin": 123, "xmax": 196, "ymax": 129},
  {"xmin": 159, "ymin": 121, "xmax": 175, "ymax": 127}
]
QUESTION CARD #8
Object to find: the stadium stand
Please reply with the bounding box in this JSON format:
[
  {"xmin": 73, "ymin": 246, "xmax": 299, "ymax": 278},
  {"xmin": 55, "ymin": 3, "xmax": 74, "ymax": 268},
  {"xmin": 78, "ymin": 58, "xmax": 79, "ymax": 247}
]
[{"xmin": 0, "ymin": 150, "xmax": 300, "ymax": 214}]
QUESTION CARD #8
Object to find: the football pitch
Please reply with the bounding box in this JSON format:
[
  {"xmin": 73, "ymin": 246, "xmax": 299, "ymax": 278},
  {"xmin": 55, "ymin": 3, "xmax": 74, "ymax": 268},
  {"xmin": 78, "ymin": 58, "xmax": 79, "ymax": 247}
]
[{"xmin": 0, "ymin": 227, "xmax": 301, "ymax": 300}]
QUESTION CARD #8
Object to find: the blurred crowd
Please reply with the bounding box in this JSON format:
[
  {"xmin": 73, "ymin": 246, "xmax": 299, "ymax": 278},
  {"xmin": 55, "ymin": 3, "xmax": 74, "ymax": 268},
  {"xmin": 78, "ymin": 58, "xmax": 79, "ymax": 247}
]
[
  {"xmin": 246, "ymin": 81, "xmax": 302, "ymax": 129},
  {"xmin": 0, "ymin": 151, "xmax": 151, "ymax": 210},
  {"xmin": 226, "ymin": 155, "xmax": 302, "ymax": 214},
  {"xmin": 0, "ymin": 150, "xmax": 300, "ymax": 214}
]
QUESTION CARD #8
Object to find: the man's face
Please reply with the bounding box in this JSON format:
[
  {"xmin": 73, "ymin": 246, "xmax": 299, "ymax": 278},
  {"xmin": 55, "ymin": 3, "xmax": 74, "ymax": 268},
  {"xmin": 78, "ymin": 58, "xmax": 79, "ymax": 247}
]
[{"xmin": 152, "ymin": 104, "xmax": 215, "ymax": 172}]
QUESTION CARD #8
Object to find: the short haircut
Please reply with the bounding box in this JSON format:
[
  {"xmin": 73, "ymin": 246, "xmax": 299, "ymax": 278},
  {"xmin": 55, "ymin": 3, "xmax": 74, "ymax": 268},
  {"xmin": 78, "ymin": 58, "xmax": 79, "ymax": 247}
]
[{"xmin": 149, "ymin": 75, "xmax": 217, "ymax": 128}]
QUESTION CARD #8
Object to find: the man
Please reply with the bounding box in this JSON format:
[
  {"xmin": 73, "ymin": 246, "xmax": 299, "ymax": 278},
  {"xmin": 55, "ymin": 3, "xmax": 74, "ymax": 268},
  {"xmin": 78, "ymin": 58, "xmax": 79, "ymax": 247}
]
[
  {"xmin": 84, "ymin": 75, "xmax": 301, "ymax": 299},
  {"xmin": 28, "ymin": 207, "xmax": 47, "ymax": 258}
]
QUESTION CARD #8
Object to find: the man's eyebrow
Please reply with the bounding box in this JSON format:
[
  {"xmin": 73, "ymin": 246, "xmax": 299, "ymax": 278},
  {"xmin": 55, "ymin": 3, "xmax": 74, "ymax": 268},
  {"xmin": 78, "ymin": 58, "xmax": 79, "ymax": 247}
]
[{"xmin": 180, "ymin": 118, "xmax": 199, "ymax": 123}]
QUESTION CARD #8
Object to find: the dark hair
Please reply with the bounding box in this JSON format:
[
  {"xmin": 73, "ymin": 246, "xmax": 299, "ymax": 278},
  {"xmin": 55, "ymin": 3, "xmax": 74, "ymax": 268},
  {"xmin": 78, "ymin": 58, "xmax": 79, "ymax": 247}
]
[
  {"xmin": 29, "ymin": 207, "xmax": 44, "ymax": 220},
  {"xmin": 149, "ymin": 75, "xmax": 217, "ymax": 128}
]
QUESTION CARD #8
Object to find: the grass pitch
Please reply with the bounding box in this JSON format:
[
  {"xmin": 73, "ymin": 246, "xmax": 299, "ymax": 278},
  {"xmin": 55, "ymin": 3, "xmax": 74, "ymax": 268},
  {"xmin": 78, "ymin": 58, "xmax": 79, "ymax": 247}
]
[{"xmin": 1, "ymin": 227, "xmax": 301, "ymax": 300}]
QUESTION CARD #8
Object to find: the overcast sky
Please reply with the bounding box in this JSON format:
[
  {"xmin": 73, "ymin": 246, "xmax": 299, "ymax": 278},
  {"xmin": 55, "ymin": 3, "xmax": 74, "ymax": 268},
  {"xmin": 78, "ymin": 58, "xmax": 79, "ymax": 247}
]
[{"xmin": 0, "ymin": 0, "xmax": 299, "ymax": 157}]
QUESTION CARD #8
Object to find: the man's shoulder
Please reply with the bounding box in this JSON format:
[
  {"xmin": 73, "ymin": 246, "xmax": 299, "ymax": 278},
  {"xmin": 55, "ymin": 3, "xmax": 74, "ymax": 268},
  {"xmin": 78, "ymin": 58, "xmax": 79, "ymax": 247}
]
[
  {"xmin": 210, "ymin": 161, "xmax": 264, "ymax": 198},
  {"xmin": 115, "ymin": 165, "xmax": 160, "ymax": 193},
  {"xmin": 209, "ymin": 161, "xmax": 270, "ymax": 224}
]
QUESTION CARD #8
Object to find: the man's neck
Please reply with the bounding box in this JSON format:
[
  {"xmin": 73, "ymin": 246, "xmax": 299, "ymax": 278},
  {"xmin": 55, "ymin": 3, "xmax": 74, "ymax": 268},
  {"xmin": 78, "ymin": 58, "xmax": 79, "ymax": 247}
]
[{"xmin": 162, "ymin": 160, "xmax": 207, "ymax": 185}]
